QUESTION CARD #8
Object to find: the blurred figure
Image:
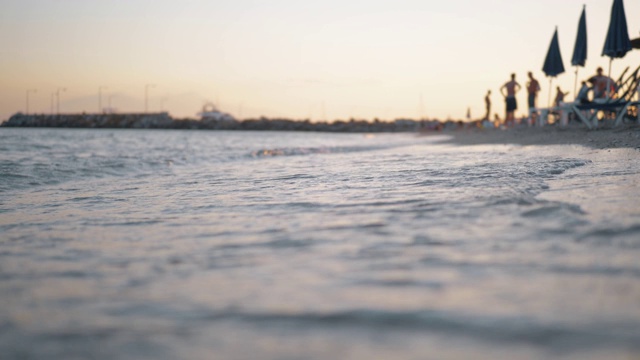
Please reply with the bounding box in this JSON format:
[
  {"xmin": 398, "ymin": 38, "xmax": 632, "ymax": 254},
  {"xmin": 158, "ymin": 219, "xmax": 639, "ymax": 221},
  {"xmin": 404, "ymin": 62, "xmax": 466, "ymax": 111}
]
[
  {"xmin": 493, "ymin": 113, "xmax": 501, "ymax": 128},
  {"xmin": 484, "ymin": 90, "xmax": 491, "ymax": 120},
  {"xmin": 554, "ymin": 86, "xmax": 569, "ymax": 107},
  {"xmin": 552, "ymin": 86, "xmax": 570, "ymax": 126},
  {"xmin": 526, "ymin": 72, "xmax": 540, "ymax": 126},
  {"xmin": 526, "ymin": 72, "xmax": 541, "ymax": 110},
  {"xmin": 588, "ymin": 67, "xmax": 616, "ymax": 99},
  {"xmin": 574, "ymin": 80, "xmax": 593, "ymax": 124},
  {"xmin": 501, "ymin": 73, "xmax": 521, "ymax": 126},
  {"xmin": 576, "ymin": 81, "xmax": 591, "ymax": 104}
]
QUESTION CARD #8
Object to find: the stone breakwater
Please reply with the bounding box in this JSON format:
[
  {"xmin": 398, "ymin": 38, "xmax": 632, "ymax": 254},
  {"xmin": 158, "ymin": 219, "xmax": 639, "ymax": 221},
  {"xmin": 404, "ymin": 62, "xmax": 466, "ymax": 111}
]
[{"xmin": 1, "ymin": 113, "xmax": 461, "ymax": 132}]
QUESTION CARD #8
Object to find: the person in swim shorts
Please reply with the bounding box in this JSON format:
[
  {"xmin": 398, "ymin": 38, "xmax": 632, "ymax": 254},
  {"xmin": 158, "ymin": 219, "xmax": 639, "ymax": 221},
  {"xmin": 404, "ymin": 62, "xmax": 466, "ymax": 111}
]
[{"xmin": 501, "ymin": 73, "xmax": 521, "ymax": 126}]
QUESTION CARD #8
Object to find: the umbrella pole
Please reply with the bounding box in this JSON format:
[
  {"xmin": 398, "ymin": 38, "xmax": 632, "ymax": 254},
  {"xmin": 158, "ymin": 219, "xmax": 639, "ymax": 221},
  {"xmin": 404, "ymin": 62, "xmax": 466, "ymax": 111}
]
[
  {"xmin": 574, "ymin": 67, "xmax": 579, "ymax": 101},
  {"xmin": 548, "ymin": 78, "xmax": 553, "ymax": 108},
  {"xmin": 607, "ymin": 58, "xmax": 613, "ymax": 100}
]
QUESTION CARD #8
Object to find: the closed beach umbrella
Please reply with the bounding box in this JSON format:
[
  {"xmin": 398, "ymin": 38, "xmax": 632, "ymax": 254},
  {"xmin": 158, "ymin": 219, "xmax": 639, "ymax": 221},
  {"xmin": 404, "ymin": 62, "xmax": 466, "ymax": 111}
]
[
  {"xmin": 602, "ymin": 0, "xmax": 631, "ymax": 98},
  {"xmin": 571, "ymin": 5, "xmax": 587, "ymax": 98},
  {"xmin": 542, "ymin": 28, "xmax": 565, "ymax": 106},
  {"xmin": 602, "ymin": 0, "xmax": 631, "ymax": 58}
]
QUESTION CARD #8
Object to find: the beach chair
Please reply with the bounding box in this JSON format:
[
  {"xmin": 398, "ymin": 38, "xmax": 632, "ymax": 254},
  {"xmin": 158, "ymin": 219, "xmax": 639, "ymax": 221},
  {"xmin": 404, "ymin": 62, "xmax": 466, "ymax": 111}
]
[
  {"xmin": 571, "ymin": 100, "xmax": 638, "ymax": 129},
  {"xmin": 570, "ymin": 65, "xmax": 640, "ymax": 129}
]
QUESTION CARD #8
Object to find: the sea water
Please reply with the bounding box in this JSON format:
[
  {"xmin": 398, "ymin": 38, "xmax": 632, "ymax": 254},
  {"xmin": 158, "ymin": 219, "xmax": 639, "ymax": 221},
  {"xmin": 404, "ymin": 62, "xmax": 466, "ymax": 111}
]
[{"xmin": 1, "ymin": 128, "xmax": 639, "ymax": 360}]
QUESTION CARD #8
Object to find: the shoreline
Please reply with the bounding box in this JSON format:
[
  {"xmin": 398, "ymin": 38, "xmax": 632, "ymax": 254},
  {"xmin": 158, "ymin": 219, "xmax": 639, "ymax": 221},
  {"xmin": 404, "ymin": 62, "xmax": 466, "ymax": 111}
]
[
  {"xmin": 429, "ymin": 124, "xmax": 640, "ymax": 150},
  {"xmin": 3, "ymin": 112, "xmax": 640, "ymax": 150}
]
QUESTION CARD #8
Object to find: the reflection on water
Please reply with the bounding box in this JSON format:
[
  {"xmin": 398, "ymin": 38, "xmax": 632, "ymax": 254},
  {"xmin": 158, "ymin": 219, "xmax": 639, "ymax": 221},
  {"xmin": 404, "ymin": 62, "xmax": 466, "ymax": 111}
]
[{"xmin": 0, "ymin": 129, "xmax": 639, "ymax": 360}]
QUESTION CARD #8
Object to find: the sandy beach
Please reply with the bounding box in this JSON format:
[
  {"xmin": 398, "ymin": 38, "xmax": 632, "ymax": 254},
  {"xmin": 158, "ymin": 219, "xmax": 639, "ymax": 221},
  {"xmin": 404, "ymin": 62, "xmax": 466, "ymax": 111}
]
[{"xmin": 434, "ymin": 124, "xmax": 640, "ymax": 150}]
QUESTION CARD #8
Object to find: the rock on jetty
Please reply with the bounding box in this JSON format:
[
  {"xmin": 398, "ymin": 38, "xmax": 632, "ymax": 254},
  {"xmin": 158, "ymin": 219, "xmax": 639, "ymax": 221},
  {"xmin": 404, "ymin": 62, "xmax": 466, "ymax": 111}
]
[{"xmin": 1, "ymin": 112, "xmax": 467, "ymax": 133}]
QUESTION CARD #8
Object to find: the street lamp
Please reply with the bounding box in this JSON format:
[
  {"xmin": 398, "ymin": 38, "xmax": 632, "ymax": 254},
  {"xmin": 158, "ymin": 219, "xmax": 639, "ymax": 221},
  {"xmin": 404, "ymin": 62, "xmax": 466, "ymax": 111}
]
[
  {"xmin": 145, "ymin": 84, "xmax": 156, "ymax": 113},
  {"xmin": 26, "ymin": 89, "xmax": 37, "ymax": 115},
  {"xmin": 99, "ymin": 86, "xmax": 108, "ymax": 113},
  {"xmin": 56, "ymin": 87, "xmax": 66, "ymax": 115},
  {"xmin": 50, "ymin": 93, "xmax": 54, "ymax": 114}
]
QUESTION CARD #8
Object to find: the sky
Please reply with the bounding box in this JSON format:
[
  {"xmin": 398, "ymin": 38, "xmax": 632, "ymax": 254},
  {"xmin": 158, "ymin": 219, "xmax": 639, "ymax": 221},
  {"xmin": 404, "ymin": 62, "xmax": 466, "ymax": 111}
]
[{"xmin": 1, "ymin": 0, "xmax": 639, "ymax": 122}]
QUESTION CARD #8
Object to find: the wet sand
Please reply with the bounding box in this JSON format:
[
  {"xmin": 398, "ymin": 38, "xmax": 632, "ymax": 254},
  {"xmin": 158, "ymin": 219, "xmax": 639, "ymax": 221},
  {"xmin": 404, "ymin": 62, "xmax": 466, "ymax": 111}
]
[{"xmin": 434, "ymin": 124, "xmax": 640, "ymax": 150}]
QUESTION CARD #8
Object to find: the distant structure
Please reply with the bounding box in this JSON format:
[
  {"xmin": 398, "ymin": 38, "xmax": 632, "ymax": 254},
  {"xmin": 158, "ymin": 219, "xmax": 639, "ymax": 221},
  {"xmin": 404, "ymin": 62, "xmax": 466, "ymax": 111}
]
[{"xmin": 197, "ymin": 102, "xmax": 235, "ymax": 122}]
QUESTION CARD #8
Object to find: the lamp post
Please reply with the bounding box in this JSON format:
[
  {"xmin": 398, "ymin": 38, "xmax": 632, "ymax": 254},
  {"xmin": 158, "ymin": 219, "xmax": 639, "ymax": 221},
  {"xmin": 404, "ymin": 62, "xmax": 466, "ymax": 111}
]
[
  {"xmin": 99, "ymin": 86, "xmax": 108, "ymax": 113},
  {"xmin": 145, "ymin": 84, "xmax": 156, "ymax": 113},
  {"xmin": 50, "ymin": 93, "xmax": 54, "ymax": 114},
  {"xmin": 26, "ymin": 89, "xmax": 37, "ymax": 115},
  {"xmin": 56, "ymin": 87, "xmax": 66, "ymax": 115}
]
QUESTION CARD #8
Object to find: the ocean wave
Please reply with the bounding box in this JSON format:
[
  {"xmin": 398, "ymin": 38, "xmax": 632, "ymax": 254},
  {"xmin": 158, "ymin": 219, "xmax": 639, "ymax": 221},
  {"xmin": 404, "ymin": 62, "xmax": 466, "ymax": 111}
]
[
  {"xmin": 250, "ymin": 145, "xmax": 388, "ymax": 158},
  {"xmin": 577, "ymin": 224, "xmax": 640, "ymax": 249},
  {"xmin": 520, "ymin": 202, "xmax": 586, "ymax": 218},
  {"xmin": 195, "ymin": 309, "xmax": 640, "ymax": 349}
]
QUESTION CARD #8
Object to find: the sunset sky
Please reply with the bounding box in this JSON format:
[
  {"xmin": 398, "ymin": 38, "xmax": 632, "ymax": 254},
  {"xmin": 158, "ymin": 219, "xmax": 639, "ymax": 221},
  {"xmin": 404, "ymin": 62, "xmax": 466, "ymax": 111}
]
[{"xmin": 1, "ymin": 0, "xmax": 639, "ymax": 121}]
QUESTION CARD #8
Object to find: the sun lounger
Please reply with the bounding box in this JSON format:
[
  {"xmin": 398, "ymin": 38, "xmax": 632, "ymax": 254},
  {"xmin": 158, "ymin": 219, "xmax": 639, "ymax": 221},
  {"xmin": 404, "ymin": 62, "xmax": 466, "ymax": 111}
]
[
  {"xmin": 569, "ymin": 70, "xmax": 640, "ymax": 129},
  {"xmin": 570, "ymin": 99, "xmax": 639, "ymax": 129},
  {"xmin": 534, "ymin": 67, "xmax": 640, "ymax": 129}
]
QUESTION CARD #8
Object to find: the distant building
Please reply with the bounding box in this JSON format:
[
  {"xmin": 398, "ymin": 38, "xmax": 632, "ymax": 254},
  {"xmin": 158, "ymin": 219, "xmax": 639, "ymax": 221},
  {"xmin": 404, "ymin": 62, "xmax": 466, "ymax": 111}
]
[{"xmin": 197, "ymin": 102, "xmax": 235, "ymax": 122}]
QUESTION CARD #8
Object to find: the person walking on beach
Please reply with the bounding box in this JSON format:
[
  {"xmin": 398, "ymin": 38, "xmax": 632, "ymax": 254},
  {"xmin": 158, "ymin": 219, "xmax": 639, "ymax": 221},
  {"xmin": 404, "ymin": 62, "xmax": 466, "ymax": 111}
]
[
  {"xmin": 501, "ymin": 73, "xmax": 521, "ymax": 126},
  {"xmin": 484, "ymin": 90, "xmax": 491, "ymax": 120}
]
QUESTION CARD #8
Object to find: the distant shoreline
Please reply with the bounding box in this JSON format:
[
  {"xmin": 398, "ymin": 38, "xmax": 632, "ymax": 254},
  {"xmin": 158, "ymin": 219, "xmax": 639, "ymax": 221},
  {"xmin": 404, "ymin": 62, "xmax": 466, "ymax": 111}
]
[
  {"xmin": 1, "ymin": 112, "xmax": 449, "ymax": 133},
  {"xmin": 4, "ymin": 113, "xmax": 640, "ymax": 151}
]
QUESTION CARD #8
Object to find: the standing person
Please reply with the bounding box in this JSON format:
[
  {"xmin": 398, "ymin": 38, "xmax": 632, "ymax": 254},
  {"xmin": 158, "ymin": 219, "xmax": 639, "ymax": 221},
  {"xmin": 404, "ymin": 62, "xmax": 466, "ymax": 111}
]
[
  {"xmin": 484, "ymin": 90, "xmax": 491, "ymax": 120},
  {"xmin": 526, "ymin": 72, "xmax": 541, "ymax": 126},
  {"xmin": 554, "ymin": 86, "xmax": 569, "ymax": 107},
  {"xmin": 500, "ymin": 73, "xmax": 521, "ymax": 126},
  {"xmin": 526, "ymin": 72, "xmax": 541, "ymax": 110}
]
